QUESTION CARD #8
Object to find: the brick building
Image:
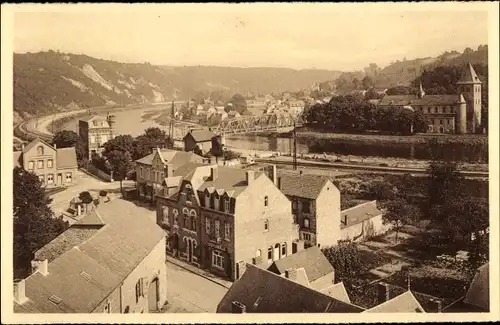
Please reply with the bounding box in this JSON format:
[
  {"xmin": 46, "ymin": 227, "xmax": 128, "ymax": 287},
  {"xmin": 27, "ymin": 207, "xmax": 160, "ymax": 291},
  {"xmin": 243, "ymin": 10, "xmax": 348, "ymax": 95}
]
[
  {"xmin": 13, "ymin": 138, "xmax": 78, "ymax": 187},
  {"xmin": 156, "ymin": 164, "xmax": 300, "ymax": 280},
  {"xmin": 78, "ymin": 114, "xmax": 116, "ymax": 160},
  {"xmin": 14, "ymin": 200, "xmax": 167, "ymax": 313}
]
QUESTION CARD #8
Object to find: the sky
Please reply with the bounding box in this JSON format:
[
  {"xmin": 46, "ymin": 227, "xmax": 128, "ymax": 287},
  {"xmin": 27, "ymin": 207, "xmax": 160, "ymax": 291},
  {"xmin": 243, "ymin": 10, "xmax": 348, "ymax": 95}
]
[{"xmin": 12, "ymin": 3, "xmax": 490, "ymax": 71}]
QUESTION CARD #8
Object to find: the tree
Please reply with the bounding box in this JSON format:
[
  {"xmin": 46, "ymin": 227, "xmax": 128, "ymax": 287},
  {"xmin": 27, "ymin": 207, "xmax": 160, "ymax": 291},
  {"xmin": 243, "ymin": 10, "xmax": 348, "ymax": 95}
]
[
  {"xmin": 322, "ymin": 240, "xmax": 362, "ymax": 285},
  {"xmin": 382, "ymin": 198, "xmax": 419, "ymax": 242},
  {"xmin": 133, "ymin": 127, "xmax": 173, "ymax": 160},
  {"xmin": 228, "ymin": 94, "xmax": 248, "ymax": 114},
  {"xmin": 413, "ymin": 111, "xmax": 428, "ymax": 133},
  {"xmin": 362, "ymin": 76, "xmax": 374, "ymax": 90},
  {"xmin": 105, "ymin": 150, "xmax": 133, "ymax": 194},
  {"xmin": 52, "ymin": 130, "xmax": 86, "ymax": 166},
  {"xmin": 78, "ymin": 191, "xmax": 94, "ymax": 213},
  {"xmin": 102, "ymin": 134, "xmax": 135, "ymax": 156},
  {"xmin": 13, "ymin": 167, "xmax": 68, "ymax": 278}
]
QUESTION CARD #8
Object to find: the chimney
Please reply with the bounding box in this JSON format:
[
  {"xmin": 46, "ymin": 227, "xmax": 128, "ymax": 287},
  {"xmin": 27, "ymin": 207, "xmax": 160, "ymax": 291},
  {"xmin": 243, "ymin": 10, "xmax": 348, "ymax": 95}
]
[
  {"xmin": 211, "ymin": 167, "xmax": 218, "ymax": 181},
  {"xmin": 277, "ymin": 177, "xmax": 282, "ymax": 190},
  {"xmin": 14, "ymin": 279, "xmax": 28, "ymax": 304},
  {"xmin": 431, "ymin": 299, "xmax": 442, "ymax": 313},
  {"xmin": 231, "ymin": 301, "xmax": 246, "ymax": 313},
  {"xmin": 377, "ymin": 282, "xmax": 390, "ymax": 303},
  {"xmin": 165, "ymin": 164, "xmax": 173, "ymax": 178},
  {"xmin": 246, "ymin": 170, "xmax": 255, "ymax": 186},
  {"xmin": 269, "ymin": 165, "xmax": 277, "ymax": 185},
  {"xmin": 31, "ymin": 259, "xmax": 48, "ymax": 276},
  {"xmin": 285, "ymin": 268, "xmax": 297, "ymax": 281},
  {"xmin": 292, "ymin": 240, "xmax": 305, "ymax": 254}
]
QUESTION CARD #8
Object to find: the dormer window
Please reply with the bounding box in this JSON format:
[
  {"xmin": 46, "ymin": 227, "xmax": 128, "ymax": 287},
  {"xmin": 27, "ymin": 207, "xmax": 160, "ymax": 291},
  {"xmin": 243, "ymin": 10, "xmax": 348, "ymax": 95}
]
[
  {"xmin": 304, "ymin": 217, "xmax": 310, "ymax": 229},
  {"xmin": 214, "ymin": 194, "xmax": 219, "ymax": 210},
  {"xmin": 224, "ymin": 198, "xmax": 230, "ymax": 212},
  {"xmin": 37, "ymin": 146, "xmax": 44, "ymax": 156},
  {"xmin": 205, "ymin": 193, "xmax": 210, "ymax": 208}
]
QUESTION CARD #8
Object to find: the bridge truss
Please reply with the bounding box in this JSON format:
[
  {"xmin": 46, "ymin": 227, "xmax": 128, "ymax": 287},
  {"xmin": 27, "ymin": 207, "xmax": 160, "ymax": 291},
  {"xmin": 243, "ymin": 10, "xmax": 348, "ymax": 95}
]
[{"xmin": 213, "ymin": 112, "xmax": 304, "ymax": 136}]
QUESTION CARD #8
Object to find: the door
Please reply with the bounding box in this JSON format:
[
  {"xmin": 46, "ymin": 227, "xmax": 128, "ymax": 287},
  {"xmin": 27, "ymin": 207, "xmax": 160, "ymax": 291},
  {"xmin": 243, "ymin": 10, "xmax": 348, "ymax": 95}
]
[
  {"xmin": 148, "ymin": 278, "xmax": 159, "ymax": 312},
  {"xmin": 274, "ymin": 244, "xmax": 280, "ymax": 261},
  {"xmin": 187, "ymin": 240, "xmax": 194, "ymax": 262},
  {"xmin": 57, "ymin": 173, "xmax": 63, "ymax": 185}
]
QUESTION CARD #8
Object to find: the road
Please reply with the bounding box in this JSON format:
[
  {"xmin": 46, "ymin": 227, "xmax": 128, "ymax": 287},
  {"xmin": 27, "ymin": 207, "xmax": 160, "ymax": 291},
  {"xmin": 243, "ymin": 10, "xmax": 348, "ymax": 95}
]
[{"xmin": 165, "ymin": 262, "xmax": 228, "ymax": 313}]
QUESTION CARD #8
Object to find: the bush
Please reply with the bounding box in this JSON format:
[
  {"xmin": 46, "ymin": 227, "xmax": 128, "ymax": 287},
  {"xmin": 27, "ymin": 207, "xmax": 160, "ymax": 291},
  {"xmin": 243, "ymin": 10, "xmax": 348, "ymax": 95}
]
[{"xmin": 99, "ymin": 190, "xmax": 108, "ymax": 197}]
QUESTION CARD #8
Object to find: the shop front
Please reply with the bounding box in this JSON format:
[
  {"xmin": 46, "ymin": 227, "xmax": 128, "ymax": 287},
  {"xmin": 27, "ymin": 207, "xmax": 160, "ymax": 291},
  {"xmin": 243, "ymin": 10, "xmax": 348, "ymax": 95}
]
[{"xmin": 204, "ymin": 241, "xmax": 232, "ymax": 279}]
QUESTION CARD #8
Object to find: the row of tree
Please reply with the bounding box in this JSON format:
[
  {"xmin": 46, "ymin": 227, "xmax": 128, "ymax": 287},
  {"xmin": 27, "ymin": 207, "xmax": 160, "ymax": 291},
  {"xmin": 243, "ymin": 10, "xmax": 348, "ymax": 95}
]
[{"xmin": 303, "ymin": 95, "xmax": 428, "ymax": 134}]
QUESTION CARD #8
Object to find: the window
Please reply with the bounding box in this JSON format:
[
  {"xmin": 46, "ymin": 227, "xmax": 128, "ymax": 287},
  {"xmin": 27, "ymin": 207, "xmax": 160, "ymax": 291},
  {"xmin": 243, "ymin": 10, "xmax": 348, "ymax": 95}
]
[
  {"xmin": 303, "ymin": 232, "xmax": 311, "ymax": 241},
  {"xmin": 304, "ymin": 217, "xmax": 310, "ymax": 228},
  {"xmin": 264, "ymin": 196, "xmax": 268, "ymax": 207},
  {"xmin": 135, "ymin": 278, "xmax": 145, "ymax": 303},
  {"xmin": 37, "ymin": 160, "xmax": 44, "ymax": 169},
  {"xmin": 104, "ymin": 301, "xmax": 111, "ymax": 313},
  {"xmin": 267, "ymin": 246, "xmax": 273, "ymax": 263},
  {"xmin": 37, "ymin": 146, "xmax": 44, "ymax": 155},
  {"xmin": 140, "ymin": 167, "xmax": 144, "ymax": 177},
  {"xmin": 293, "ymin": 214, "xmax": 298, "ymax": 224},
  {"xmin": 47, "ymin": 174, "xmax": 54, "ymax": 184},
  {"xmin": 47, "ymin": 159, "xmax": 53, "ymax": 168},
  {"xmin": 215, "ymin": 220, "xmax": 220, "ymax": 238},
  {"xmin": 101, "ymin": 135, "xmax": 107, "ymax": 144},
  {"xmin": 292, "ymin": 201, "xmax": 297, "ymax": 210},
  {"xmin": 162, "ymin": 207, "xmax": 169, "ymax": 225},
  {"xmin": 90, "ymin": 135, "xmax": 96, "ymax": 143},
  {"xmin": 440, "ymin": 119, "xmax": 443, "ymax": 125},
  {"xmin": 214, "ymin": 195, "xmax": 219, "ymax": 210},
  {"xmin": 205, "ymin": 217, "xmax": 211, "ymax": 234},
  {"xmin": 28, "ymin": 161, "xmax": 34, "ymax": 170},
  {"xmin": 264, "ymin": 219, "xmax": 269, "ymax": 232},
  {"xmin": 224, "ymin": 198, "xmax": 230, "ymax": 212},
  {"xmin": 173, "ymin": 209, "xmax": 179, "ymax": 225},
  {"xmin": 224, "ymin": 222, "xmax": 231, "ymax": 241},
  {"xmin": 190, "ymin": 210, "xmax": 197, "ymax": 231},
  {"xmin": 302, "ymin": 201, "xmax": 310, "ymax": 213},
  {"xmin": 281, "ymin": 243, "xmax": 287, "ymax": 257},
  {"xmin": 93, "ymin": 121, "xmax": 98, "ymax": 126},
  {"xmin": 205, "ymin": 193, "xmax": 210, "ymax": 207},
  {"xmin": 38, "ymin": 175, "xmax": 45, "ymax": 184},
  {"xmin": 183, "ymin": 208, "xmax": 190, "ymax": 229},
  {"xmin": 212, "ymin": 250, "xmax": 224, "ymax": 269},
  {"xmin": 256, "ymin": 249, "xmax": 262, "ymax": 258},
  {"xmin": 65, "ymin": 173, "xmax": 72, "ymax": 182}
]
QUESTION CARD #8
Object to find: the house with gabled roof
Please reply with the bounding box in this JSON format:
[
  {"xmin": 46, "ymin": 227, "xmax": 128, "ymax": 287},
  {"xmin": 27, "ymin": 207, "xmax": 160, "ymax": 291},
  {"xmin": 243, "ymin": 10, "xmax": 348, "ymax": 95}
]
[
  {"xmin": 362, "ymin": 283, "xmax": 425, "ymax": 313},
  {"xmin": 155, "ymin": 164, "xmax": 300, "ymax": 281},
  {"xmin": 14, "ymin": 199, "xmax": 167, "ymax": 313},
  {"xmin": 13, "ymin": 138, "xmax": 78, "ymax": 187},
  {"xmin": 183, "ymin": 129, "xmax": 220, "ymax": 154},
  {"xmin": 444, "ymin": 262, "xmax": 490, "ymax": 312}
]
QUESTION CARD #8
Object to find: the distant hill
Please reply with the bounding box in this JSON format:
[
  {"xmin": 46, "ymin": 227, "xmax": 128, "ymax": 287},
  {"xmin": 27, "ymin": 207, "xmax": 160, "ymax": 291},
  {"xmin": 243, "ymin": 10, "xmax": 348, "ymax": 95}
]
[{"xmin": 12, "ymin": 51, "xmax": 342, "ymax": 122}]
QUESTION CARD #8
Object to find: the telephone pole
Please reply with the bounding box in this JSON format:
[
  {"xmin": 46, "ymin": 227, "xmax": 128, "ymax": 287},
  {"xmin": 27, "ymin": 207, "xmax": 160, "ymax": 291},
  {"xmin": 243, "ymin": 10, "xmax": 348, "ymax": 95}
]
[{"xmin": 293, "ymin": 121, "xmax": 297, "ymax": 170}]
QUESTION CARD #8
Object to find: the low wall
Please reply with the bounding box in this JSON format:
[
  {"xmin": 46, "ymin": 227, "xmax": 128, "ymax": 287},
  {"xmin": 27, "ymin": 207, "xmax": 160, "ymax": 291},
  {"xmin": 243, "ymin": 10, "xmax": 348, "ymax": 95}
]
[{"xmin": 81, "ymin": 163, "xmax": 114, "ymax": 182}]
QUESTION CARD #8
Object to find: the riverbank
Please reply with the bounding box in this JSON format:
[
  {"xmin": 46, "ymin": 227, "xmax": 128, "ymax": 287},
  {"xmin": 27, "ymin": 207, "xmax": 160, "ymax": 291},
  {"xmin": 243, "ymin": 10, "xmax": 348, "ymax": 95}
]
[{"xmin": 228, "ymin": 147, "xmax": 488, "ymax": 173}]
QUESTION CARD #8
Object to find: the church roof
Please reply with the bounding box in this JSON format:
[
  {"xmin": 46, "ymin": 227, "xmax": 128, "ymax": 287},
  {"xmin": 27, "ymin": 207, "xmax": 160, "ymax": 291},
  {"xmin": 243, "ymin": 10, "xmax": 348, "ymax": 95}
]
[{"xmin": 456, "ymin": 63, "xmax": 482, "ymax": 85}]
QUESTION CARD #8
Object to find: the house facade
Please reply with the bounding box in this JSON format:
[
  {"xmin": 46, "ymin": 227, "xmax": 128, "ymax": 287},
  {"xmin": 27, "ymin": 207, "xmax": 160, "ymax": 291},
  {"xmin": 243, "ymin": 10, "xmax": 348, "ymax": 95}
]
[
  {"xmin": 135, "ymin": 148, "xmax": 205, "ymax": 203},
  {"xmin": 13, "ymin": 138, "xmax": 78, "ymax": 187},
  {"xmin": 183, "ymin": 129, "xmax": 220, "ymax": 154},
  {"xmin": 276, "ymin": 172, "xmax": 341, "ymax": 248},
  {"xmin": 14, "ymin": 200, "xmax": 167, "ymax": 313},
  {"xmin": 340, "ymin": 200, "xmax": 389, "ymax": 242},
  {"xmin": 156, "ymin": 165, "xmax": 300, "ymax": 281},
  {"xmin": 78, "ymin": 114, "xmax": 116, "ymax": 160}
]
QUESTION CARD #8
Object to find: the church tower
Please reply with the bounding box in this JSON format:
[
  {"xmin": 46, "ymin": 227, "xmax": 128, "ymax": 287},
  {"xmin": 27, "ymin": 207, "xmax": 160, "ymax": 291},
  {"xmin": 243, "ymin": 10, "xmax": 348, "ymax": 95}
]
[{"xmin": 456, "ymin": 63, "xmax": 482, "ymax": 133}]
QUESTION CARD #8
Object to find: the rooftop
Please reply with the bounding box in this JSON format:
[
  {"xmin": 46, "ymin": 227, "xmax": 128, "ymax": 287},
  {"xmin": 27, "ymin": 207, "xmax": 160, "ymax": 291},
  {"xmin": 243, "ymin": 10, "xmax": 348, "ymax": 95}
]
[
  {"xmin": 379, "ymin": 94, "xmax": 460, "ymax": 107},
  {"xmin": 320, "ymin": 282, "xmax": 352, "ymax": 304},
  {"xmin": 457, "ymin": 62, "xmax": 482, "ymax": 85},
  {"xmin": 15, "ymin": 199, "xmax": 166, "ymax": 313},
  {"xmin": 278, "ymin": 173, "xmax": 333, "ymax": 200},
  {"xmin": 267, "ymin": 246, "xmax": 334, "ymax": 283},
  {"xmin": 363, "ymin": 291, "xmax": 425, "ymax": 313},
  {"xmin": 56, "ymin": 147, "xmax": 78, "ymax": 169},
  {"xmin": 216, "ymin": 264, "xmax": 364, "ymax": 313},
  {"xmin": 184, "ymin": 129, "xmax": 217, "ymax": 142},
  {"xmin": 135, "ymin": 148, "xmax": 203, "ymax": 167},
  {"xmin": 196, "ymin": 166, "xmax": 263, "ymax": 198},
  {"xmin": 341, "ymin": 201, "xmax": 383, "ymax": 229},
  {"xmin": 463, "ymin": 262, "xmax": 489, "ymax": 311}
]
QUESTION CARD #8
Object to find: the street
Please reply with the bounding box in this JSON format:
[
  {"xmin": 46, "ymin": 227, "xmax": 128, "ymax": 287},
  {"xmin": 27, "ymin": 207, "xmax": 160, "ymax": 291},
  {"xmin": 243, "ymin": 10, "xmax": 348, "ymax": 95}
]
[{"xmin": 164, "ymin": 261, "xmax": 228, "ymax": 313}]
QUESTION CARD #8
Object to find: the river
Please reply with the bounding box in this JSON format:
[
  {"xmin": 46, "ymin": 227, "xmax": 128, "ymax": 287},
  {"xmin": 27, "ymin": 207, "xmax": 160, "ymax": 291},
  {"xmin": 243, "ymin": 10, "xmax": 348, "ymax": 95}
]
[{"xmin": 59, "ymin": 107, "xmax": 488, "ymax": 163}]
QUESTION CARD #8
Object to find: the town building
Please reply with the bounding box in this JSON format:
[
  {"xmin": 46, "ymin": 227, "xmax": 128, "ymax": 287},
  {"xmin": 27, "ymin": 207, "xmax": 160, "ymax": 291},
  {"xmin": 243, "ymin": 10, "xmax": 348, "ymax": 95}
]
[
  {"xmin": 14, "ymin": 199, "xmax": 167, "ymax": 313},
  {"xmin": 135, "ymin": 148, "xmax": 205, "ymax": 203},
  {"xmin": 444, "ymin": 262, "xmax": 489, "ymax": 312},
  {"xmin": 13, "ymin": 138, "xmax": 78, "ymax": 187},
  {"xmin": 78, "ymin": 114, "xmax": 116, "ymax": 160},
  {"xmin": 267, "ymin": 246, "xmax": 335, "ymax": 292},
  {"xmin": 216, "ymin": 263, "xmax": 364, "ymax": 313},
  {"xmin": 156, "ymin": 164, "xmax": 300, "ymax": 280},
  {"xmin": 275, "ymin": 173, "xmax": 341, "ymax": 248},
  {"xmin": 378, "ymin": 63, "xmax": 482, "ymax": 134},
  {"xmin": 340, "ymin": 200, "xmax": 388, "ymax": 242},
  {"xmin": 183, "ymin": 129, "xmax": 220, "ymax": 154}
]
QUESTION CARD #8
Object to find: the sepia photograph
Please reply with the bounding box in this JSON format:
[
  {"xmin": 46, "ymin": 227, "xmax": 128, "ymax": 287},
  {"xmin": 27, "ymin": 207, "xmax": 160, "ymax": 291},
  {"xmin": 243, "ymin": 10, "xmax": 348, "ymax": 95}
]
[{"xmin": 1, "ymin": 2, "xmax": 499, "ymax": 323}]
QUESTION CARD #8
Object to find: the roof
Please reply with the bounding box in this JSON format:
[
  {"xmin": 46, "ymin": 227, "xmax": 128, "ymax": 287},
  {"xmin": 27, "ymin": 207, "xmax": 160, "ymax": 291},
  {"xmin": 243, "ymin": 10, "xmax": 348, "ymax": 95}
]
[
  {"xmin": 56, "ymin": 147, "xmax": 78, "ymax": 169},
  {"xmin": 79, "ymin": 115, "xmax": 107, "ymax": 123},
  {"xmin": 463, "ymin": 262, "xmax": 489, "ymax": 311},
  {"xmin": 135, "ymin": 148, "xmax": 203, "ymax": 167},
  {"xmin": 457, "ymin": 63, "xmax": 482, "ymax": 84},
  {"xmin": 184, "ymin": 129, "xmax": 217, "ymax": 142},
  {"xmin": 379, "ymin": 94, "xmax": 460, "ymax": 107},
  {"xmin": 196, "ymin": 166, "xmax": 263, "ymax": 198},
  {"xmin": 13, "ymin": 151, "xmax": 22, "ymax": 168},
  {"xmin": 320, "ymin": 282, "xmax": 352, "ymax": 304},
  {"xmin": 23, "ymin": 138, "xmax": 55, "ymax": 154},
  {"xmin": 216, "ymin": 264, "xmax": 364, "ymax": 313},
  {"xmin": 15, "ymin": 200, "xmax": 166, "ymax": 313},
  {"xmin": 341, "ymin": 201, "xmax": 383, "ymax": 229},
  {"xmin": 363, "ymin": 291, "xmax": 425, "ymax": 313},
  {"xmin": 267, "ymin": 246, "xmax": 334, "ymax": 283},
  {"xmin": 278, "ymin": 174, "xmax": 331, "ymax": 199}
]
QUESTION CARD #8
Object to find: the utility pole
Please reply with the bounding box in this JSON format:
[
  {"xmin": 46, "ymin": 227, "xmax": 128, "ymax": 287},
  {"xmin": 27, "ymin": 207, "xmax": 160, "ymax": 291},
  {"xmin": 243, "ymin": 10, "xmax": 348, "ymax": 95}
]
[{"xmin": 293, "ymin": 121, "xmax": 297, "ymax": 170}]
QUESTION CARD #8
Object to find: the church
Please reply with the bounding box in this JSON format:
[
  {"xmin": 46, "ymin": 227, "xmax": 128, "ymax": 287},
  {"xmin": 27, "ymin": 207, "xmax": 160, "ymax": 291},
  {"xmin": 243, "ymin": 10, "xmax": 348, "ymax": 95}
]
[{"xmin": 378, "ymin": 63, "xmax": 483, "ymax": 134}]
